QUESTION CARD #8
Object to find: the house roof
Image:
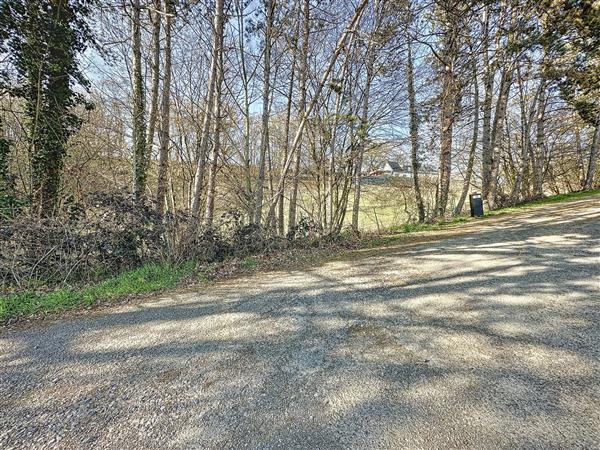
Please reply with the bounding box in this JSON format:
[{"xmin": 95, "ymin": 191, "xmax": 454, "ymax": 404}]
[{"xmin": 385, "ymin": 160, "xmax": 402, "ymax": 172}]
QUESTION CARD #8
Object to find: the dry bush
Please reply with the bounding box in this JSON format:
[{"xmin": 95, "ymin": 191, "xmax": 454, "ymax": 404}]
[{"xmin": 0, "ymin": 192, "xmax": 330, "ymax": 291}]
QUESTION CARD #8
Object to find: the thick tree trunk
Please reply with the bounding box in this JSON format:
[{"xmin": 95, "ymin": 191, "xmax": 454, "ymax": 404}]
[
  {"xmin": 436, "ymin": 48, "xmax": 458, "ymax": 215},
  {"xmin": 132, "ymin": 0, "xmax": 148, "ymax": 201},
  {"xmin": 0, "ymin": 114, "xmax": 11, "ymax": 193},
  {"xmin": 156, "ymin": 0, "xmax": 173, "ymax": 215},
  {"xmin": 487, "ymin": 65, "xmax": 513, "ymax": 209}
]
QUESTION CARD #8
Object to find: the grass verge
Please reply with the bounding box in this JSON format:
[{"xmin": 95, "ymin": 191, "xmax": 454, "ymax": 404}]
[
  {"xmin": 485, "ymin": 188, "xmax": 600, "ymax": 216},
  {"xmin": 366, "ymin": 188, "xmax": 600, "ymax": 247},
  {"xmin": 0, "ymin": 262, "xmax": 195, "ymax": 323}
]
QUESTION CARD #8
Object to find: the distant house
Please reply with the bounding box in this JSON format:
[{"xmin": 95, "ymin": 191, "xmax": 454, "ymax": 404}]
[
  {"xmin": 368, "ymin": 161, "xmax": 438, "ymax": 180},
  {"xmin": 382, "ymin": 160, "xmax": 402, "ymax": 176}
]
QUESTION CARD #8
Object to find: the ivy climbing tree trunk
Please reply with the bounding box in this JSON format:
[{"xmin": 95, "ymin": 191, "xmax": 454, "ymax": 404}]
[
  {"xmin": 132, "ymin": 0, "xmax": 148, "ymax": 201},
  {"xmin": 407, "ymin": 32, "xmax": 426, "ymax": 222},
  {"xmin": 0, "ymin": 115, "xmax": 10, "ymax": 195},
  {"xmin": 3, "ymin": 0, "xmax": 94, "ymax": 217}
]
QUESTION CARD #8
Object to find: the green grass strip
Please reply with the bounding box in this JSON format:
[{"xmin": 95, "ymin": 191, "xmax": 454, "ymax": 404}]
[
  {"xmin": 0, "ymin": 262, "xmax": 195, "ymax": 323},
  {"xmin": 368, "ymin": 188, "xmax": 600, "ymax": 247},
  {"xmin": 485, "ymin": 188, "xmax": 600, "ymax": 216}
]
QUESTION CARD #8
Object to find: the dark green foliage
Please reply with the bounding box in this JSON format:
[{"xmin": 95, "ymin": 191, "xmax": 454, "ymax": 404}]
[
  {"xmin": 541, "ymin": 0, "xmax": 600, "ymax": 124},
  {"xmin": 0, "ymin": 0, "xmax": 95, "ymax": 216}
]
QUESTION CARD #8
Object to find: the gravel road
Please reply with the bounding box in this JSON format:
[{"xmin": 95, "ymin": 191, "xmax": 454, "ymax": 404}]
[{"xmin": 1, "ymin": 196, "xmax": 600, "ymax": 449}]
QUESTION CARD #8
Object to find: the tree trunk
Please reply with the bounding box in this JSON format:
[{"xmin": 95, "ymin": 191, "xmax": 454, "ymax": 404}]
[
  {"xmin": 454, "ymin": 57, "xmax": 479, "ymax": 216},
  {"xmin": 532, "ymin": 79, "xmax": 546, "ymax": 198},
  {"xmin": 407, "ymin": 36, "xmax": 426, "ymax": 222},
  {"xmin": 187, "ymin": 0, "xmax": 224, "ymax": 236},
  {"xmin": 156, "ymin": 0, "xmax": 173, "ymax": 215},
  {"xmin": 253, "ymin": 0, "xmax": 275, "ymax": 225},
  {"xmin": 436, "ymin": 9, "xmax": 459, "ymax": 217},
  {"xmin": 276, "ymin": 2, "xmax": 301, "ymax": 235},
  {"xmin": 585, "ymin": 110, "xmax": 600, "ymax": 190},
  {"xmin": 0, "ymin": 115, "xmax": 11, "ymax": 194},
  {"xmin": 352, "ymin": 0, "xmax": 381, "ymax": 231},
  {"xmin": 146, "ymin": 0, "xmax": 161, "ymax": 169},
  {"xmin": 288, "ymin": 0, "xmax": 310, "ymax": 232},
  {"xmin": 511, "ymin": 70, "xmax": 541, "ymax": 203},
  {"xmin": 132, "ymin": 0, "xmax": 148, "ymax": 201},
  {"xmin": 235, "ymin": 0, "xmax": 253, "ymax": 220},
  {"xmin": 480, "ymin": 6, "xmax": 494, "ymax": 204},
  {"xmin": 203, "ymin": 46, "xmax": 224, "ymax": 227},
  {"xmin": 487, "ymin": 65, "xmax": 513, "ymax": 209}
]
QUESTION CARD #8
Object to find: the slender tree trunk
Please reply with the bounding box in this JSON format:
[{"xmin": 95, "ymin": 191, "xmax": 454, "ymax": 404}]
[
  {"xmin": 276, "ymin": 2, "xmax": 300, "ymax": 235},
  {"xmin": 268, "ymin": 0, "xmax": 368, "ymax": 223},
  {"xmin": 454, "ymin": 58, "xmax": 479, "ymax": 215},
  {"xmin": 288, "ymin": 0, "xmax": 310, "ymax": 232},
  {"xmin": 132, "ymin": 0, "xmax": 148, "ymax": 200},
  {"xmin": 235, "ymin": 0, "xmax": 253, "ymax": 220},
  {"xmin": 487, "ymin": 65, "xmax": 513, "ymax": 209},
  {"xmin": 532, "ymin": 79, "xmax": 546, "ymax": 198},
  {"xmin": 352, "ymin": 0, "xmax": 381, "ymax": 231},
  {"xmin": 480, "ymin": 6, "xmax": 494, "ymax": 203},
  {"xmin": 407, "ymin": 36, "xmax": 425, "ymax": 222},
  {"xmin": 575, "ymin": 127, "xmax": 587, "ymax": 188},
  {"xmin": 204, "ymin": 47, "xmax": 225, "ymax": 227},
  {"xmin": 253, "ymin": 0, "xmax": 274, "ymax": 225},
  {"xmin": 327, "ymin": 74, "xmax": 346, "ymax": 233},
  {"xmin": 187, "ymin": 0, "xmax": 224, "ymax": 236},
  {"xmin": 512, "ymin": 70, "xmax": 541, "ymax": 203},
  {"xmin": 585, "ymin": 110, "xmax": 600, "ymax": 190},
  {"xmin": 156, "ymin": 0, "xmax": 173, "ymax": 215},
  {"xmin": 147, "ymin": 0, "xmax": 161, "ymax": 168}
]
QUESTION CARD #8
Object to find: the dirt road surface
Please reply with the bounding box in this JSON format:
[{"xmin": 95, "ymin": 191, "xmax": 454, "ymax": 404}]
[{"xmin": 1, "ymin": 196, "xmax": 599, "ymax": 449}]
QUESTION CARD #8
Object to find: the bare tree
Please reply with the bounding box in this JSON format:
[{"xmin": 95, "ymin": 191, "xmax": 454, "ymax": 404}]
[
  {"xmin": 352, "ymin": 0, "xmax": 383, "ymax": 231},
  {"xmin": 253, "ymin": 0, "xmax": 275, "ymax": 225},
  {"xmin": 156, "ymin": 0, "xmax": 174, "ymax": 215},
  {"xmin": 187, "ymin": 0, "xmax": 225, "ymax": 236}
]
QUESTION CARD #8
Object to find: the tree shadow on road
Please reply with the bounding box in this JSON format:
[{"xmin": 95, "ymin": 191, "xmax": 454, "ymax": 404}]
[{"xmin": 1, "ymin": 199, "xmax": 600, "ymax": 448}]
